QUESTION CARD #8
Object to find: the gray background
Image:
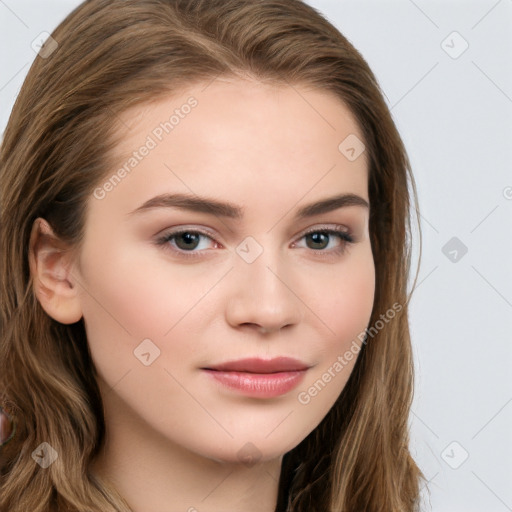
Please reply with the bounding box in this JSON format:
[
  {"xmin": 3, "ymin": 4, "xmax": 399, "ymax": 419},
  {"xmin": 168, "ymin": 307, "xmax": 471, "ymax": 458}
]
[{"xmin": 1, "ymin": 1, "xmax": 511, "ymax": 511}]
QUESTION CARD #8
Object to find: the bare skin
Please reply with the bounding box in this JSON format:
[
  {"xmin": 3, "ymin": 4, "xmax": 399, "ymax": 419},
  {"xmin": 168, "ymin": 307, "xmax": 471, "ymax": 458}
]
[{"xmin": 29, "ymin": 78, "xmax": 375, "ymax": 512}]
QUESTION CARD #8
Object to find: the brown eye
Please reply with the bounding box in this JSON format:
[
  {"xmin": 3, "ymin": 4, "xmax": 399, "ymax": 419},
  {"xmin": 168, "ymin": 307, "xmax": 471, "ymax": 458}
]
[
  {"xmin": 295, "ymin": 228, "xmax": 354, "ymax": 253},
  {"xmin": 156, "ymin": 229, "xmax": 217, "ymax": 257},
  {"xmin": 305, "ymin": 232, "xmax": 330, "ymax": 250},
  {"xmin": 173, "ymin": 232, "xmax": 202, "ymax": 251}
]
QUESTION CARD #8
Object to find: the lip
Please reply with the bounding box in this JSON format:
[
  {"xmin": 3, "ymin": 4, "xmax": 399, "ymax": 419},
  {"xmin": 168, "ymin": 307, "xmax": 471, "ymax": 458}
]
[
  {"xmin": 201, "ymin": 357, "xmax": 310, "ymax": 398},
  {"xmin": 203, "ymin": 357, "xmax": 310, "ymax": 373}
]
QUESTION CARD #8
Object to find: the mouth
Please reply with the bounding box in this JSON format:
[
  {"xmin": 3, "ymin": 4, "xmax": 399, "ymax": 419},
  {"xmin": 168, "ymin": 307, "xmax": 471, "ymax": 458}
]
[{"xmin": 200, "ymin": 357, "xmax": 310, "ymax": 398}]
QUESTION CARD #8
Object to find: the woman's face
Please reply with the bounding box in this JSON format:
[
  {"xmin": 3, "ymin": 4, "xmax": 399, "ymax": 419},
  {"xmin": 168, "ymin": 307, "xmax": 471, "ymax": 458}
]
[{"xmin": 73, "ymin": 78, "xmax": 375, "ymax": 463}]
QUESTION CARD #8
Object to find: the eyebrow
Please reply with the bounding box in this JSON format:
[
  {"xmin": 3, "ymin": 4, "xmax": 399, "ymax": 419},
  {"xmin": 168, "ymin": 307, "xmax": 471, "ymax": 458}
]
[{"xmin": 126, "ymin": 192, "xmax": 369, "ymax": 220}]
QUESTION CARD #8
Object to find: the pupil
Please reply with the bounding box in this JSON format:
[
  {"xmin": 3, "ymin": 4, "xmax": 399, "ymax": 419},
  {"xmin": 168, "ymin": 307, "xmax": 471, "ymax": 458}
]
[
  {"xmin": 307, "ymin": 232, "xmax": 328, "ymax": 249},
  {"xmin": 176, "ymin": 232, "xmax": 200, "ymax": 250}
]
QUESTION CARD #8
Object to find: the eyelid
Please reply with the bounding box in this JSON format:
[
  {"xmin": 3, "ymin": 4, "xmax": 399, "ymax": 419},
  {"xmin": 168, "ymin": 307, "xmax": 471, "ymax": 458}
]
[
  {"xmin": 157, "ymin": 225, "xmax": 220, "ymax": 243},
  {"xmin": 157, "ymin": 223, "xmax": 353, "ymax": 241},
  {"xmin": 296, "ymin": 223, "xmax": 353, "ymax": 239},
  {"xmin": 154, "ymin": 226, "xmax": 222, "ymax": 259}
]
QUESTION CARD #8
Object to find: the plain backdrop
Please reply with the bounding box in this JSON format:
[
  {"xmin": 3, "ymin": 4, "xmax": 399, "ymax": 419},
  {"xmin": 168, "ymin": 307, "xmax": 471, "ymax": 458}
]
[{"xmin": 1, "ymin": 1, "xmax": 511, "ymax": 511}]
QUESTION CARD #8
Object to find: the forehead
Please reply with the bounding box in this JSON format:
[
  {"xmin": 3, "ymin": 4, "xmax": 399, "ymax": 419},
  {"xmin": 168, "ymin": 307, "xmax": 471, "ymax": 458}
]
[
  {"xmin": 113, "ymin": 78, "xmax": 365, "ymax": 151},
  {"xmin": 95, "ymin": 78, "xmax": 369, "ymax": 220}
]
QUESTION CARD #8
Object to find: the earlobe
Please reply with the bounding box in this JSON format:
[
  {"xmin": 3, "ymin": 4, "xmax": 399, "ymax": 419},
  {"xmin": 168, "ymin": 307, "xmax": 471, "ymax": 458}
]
[{"xmin": 28, "ymin": 217, "xmax": 83, "ymax": 325}]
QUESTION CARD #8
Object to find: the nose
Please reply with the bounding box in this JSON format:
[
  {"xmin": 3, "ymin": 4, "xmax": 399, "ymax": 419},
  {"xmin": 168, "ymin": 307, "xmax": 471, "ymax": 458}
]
[{"xmin": 224, "ymin": 245, "xmax": 303, "ymax": 335}]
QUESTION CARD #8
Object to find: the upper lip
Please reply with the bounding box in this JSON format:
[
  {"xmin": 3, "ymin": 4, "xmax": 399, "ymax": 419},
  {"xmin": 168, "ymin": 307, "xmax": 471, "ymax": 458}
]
[{"xmin": 203, "ymin": 357, "xmax": 310, "ymax": 373}]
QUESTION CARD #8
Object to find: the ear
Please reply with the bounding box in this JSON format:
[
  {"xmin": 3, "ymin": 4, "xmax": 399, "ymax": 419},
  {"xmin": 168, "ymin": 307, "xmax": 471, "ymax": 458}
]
[{"xmin": 28, "ymin": 217, "xmax": 83, "ymax": 324}]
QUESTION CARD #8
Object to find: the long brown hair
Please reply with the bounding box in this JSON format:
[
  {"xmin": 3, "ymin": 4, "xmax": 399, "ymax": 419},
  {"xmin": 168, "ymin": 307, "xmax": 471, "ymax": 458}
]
[{"xmin": 0, "ymin": 0, "xmax": 425, "ymax": 510}]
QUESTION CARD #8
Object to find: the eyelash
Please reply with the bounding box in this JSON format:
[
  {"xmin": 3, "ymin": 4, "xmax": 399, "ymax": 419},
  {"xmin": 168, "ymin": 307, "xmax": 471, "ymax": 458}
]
[{"xmin": 155, "ymin": 225, "xmax": 355, "ymax": 260}]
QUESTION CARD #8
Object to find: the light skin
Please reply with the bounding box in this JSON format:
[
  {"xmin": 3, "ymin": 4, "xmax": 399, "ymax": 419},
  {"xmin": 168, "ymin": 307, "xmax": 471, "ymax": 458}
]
[{"xmin": 29, "ymin": 78, "xmax": 375, "ymax": 512}]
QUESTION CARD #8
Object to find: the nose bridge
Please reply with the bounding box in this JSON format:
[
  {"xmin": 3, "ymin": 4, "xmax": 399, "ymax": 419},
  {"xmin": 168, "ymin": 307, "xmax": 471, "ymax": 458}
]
[
  {"xmin": 225, "ymin": 235, "xmax": 302, "ymax": 331},
  {"xmin": 240, "ymin": 250, "xmax": 282, "ymax": 295}
]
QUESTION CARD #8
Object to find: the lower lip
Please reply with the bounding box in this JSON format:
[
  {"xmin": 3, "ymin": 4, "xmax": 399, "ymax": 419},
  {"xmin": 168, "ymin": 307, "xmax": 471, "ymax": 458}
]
[{"xmin": 202, "ymin": 369, "xmax": 307, "ymax": 398}]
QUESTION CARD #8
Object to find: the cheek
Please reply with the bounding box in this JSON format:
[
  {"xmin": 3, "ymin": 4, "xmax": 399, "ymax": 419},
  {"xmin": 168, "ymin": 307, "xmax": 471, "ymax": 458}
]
[
  {"xmin": 310, "ymin": 249, "xmax": 375, "ymax": 351},
  {"xmin": 332, "ymin": 266, "xmax": 375, "ymax": 343},
  {"xmin": 78, "ymin": 239, "xmax": 222, "ymax": 340},
  {"xmin": 297, "ymin": 249, "xmax": 375, "ymax": 404},
  {"xmin": 76, "ymin": 239, "xmax": 231, "ymax": 390}
]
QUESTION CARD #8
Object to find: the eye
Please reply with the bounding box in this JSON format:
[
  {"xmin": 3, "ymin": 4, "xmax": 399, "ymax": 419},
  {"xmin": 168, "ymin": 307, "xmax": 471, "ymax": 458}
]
[
  {"xmin": 293, "ymin": 226, "xmax": 354, "ymax": 255},
  {"xmin": 155, "ymin": 229, "xmax": 218, "ymax": 257},
  {"xmin": 155, "ymin": 225, "xmax": 355, "ymax": 259}
]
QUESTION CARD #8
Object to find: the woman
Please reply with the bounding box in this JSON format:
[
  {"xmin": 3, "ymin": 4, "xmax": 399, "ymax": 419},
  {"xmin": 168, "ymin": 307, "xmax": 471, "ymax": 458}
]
[{"xmin": 0, "ymin": 0, "xmax": 425, "ymax": 510}]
